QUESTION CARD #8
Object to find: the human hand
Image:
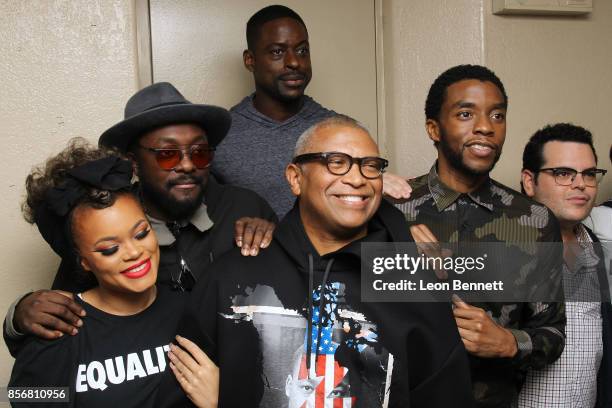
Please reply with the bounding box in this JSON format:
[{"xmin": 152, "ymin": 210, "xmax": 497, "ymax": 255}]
[
  {"xmin": 14, "ymin": 290, "xmax": 85, "ymax": 339},
  {"xmin": 169, "ymin": 335, "xmax": 219, "ymax": 408},
  {"xmin": 409, "ymin": 224, "xmax": 451, "ymax": 279},
  {"xmin": 452, "ymin": 296, "xmax": 518, "ymax": 358},
  {"xmin": 382, "ymin": 172, "xmax": 412, "ymax": 203},
  {"xmin": 234, "ymin": 217, "xmax": 275, "ymax": 256}
]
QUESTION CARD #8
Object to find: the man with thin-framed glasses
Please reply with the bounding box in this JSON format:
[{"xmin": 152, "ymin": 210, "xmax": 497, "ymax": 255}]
[{"xmin": 519, "ymin": 122, "xmax": 612, "ymax": 407}]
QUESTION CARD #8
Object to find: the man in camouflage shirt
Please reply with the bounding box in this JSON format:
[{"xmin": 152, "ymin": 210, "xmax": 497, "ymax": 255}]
[{"xmin": 396, "ymin": 65, "xmax": 566, "ymax": 408}]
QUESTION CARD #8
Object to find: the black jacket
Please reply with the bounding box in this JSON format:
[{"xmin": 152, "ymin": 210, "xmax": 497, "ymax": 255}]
[{"xmin": 157, "ymin": 201, "xmax": 474, "ymax": 407}]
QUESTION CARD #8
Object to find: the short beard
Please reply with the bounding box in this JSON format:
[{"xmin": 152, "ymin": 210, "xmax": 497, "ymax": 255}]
[
  {"xmin": 438, "ymin": 129, "xmax": 501, "ymax": 177},
  {"xmin": 138, "ymin": 174, "xmax": 205, "ymax": 221}
]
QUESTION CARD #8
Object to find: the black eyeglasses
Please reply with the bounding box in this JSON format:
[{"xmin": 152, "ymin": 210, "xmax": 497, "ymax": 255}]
[
  {"xmin": 292, "ymin": 152, "xmax": 388, "ymax": 179},
  {"xmin": 538, "ymin": 167, "xmax": 607, "ymax": 187},
  {"xmin": 138, "ymin": 144, "xmax": 215, "ymax": 170}
]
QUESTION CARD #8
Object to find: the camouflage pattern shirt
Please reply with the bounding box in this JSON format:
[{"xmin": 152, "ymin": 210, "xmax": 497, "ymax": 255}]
[{"xmin": 395, "ymin": 164, "xmax": 566, "ymax": 408}]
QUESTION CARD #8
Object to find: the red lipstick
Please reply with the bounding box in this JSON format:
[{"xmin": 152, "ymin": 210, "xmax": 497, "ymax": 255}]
[{"xmin": 121, "ymin": 258, "xmax": 151, "ymax": 279}]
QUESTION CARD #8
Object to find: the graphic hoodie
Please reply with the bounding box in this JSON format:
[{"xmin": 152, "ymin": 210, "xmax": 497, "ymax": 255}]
[
  {"xmin": 211, "ymin": 94, "xmax": 336, "ymax": 218},
  {"xmin": 156, "ymin": 201, "xmax": 474, "ymax": 407}
]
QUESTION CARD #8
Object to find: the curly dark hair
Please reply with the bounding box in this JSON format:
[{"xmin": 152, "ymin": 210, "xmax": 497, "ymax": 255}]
[
  {"xmin": 22, "ymin": 138, "xmax": 130, "ymax": 224},
  {"xmin": 425, "ymin": 64, "xmax": 508, "ymax": 122},
  {"xmin": 23, "ymin": 138, "xmax": 134, "ymax": 288}
]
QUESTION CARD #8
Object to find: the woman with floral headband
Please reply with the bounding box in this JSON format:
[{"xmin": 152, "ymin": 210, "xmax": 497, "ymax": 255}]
[{"xmin": 8, "ymin": 139, "xmax": 217, "ymax": 408}]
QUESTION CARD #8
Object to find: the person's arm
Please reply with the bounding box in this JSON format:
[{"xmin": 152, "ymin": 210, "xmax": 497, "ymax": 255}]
[
  {"xmin": 3, "ymin": 258, "xmax": 87, "ymax": 356},
  {"xmin": 8, "ymin": 336, "xmax": 75, "ymax": 407},
  {"xmin": 507, "ymin": 209, "xmax": 565, "ymax": 368},
  {"xmin": 451, "ymin": 297, "xmax": 565, "ymax": 368},
  {"xmin": 3, "ymin": 293, "xmax": 30, "ymax": 357},
  {"xmin": 233, "ymin": 217, "xmax": 275, "ymax": 256},
  {"xmin": 452, "ymin": 296, "xmax": 519, "ymax": 359},
  {"xmin": 11, "ymin": 290, "xmax": 84, "ymax": 337},
  {"xmin": 233, "ymin": 192, "xmax": 278, "ymax": 256},
  {"xmin": 4, "ymin": 293, "xmax": 29, "ymax": 337},
  {"xmin": 508, "ymin": 302, "xmax": 566, "ymax": 369},
  {"xmin": 156, "ymin": 270, "xmax": 219, "ymax": 407},
  {"xmin": 168, "ymin": 335, "xmax": 218, "ymax": 408},
  {"xmin": 4, "ymin": 289, "xmax": 85, "ymax": 357},
  {"xmin": 382, "ymin": 172, "xmax": 412, "ymax": 203}
]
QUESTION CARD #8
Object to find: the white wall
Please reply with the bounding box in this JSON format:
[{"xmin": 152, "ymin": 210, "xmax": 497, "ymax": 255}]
[
  {"xmin": 0, "ymin": 0, "xmax": 138, "ymax": 391},
  {"xmin": 382, "ymin": 0, "xmax": 485, "ymax": 174},
  {"xmin": 484, "ymin": 0, "xmax": 612, "ymax": 199}
]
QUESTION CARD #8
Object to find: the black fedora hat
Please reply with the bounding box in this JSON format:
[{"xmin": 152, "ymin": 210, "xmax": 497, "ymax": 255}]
[{"xmin": 99, "ymin": 82, "xmax": 231, "ymax": 152}]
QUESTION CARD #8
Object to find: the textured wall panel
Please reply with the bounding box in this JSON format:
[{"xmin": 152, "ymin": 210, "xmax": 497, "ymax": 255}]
[{"xmin": 0, "ymin": 0, "xmax": 138, "ymax": 387}]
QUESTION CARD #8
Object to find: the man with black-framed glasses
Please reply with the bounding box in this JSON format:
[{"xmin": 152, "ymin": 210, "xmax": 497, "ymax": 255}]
[
  {"xmin": 519, "ymin": 123, "xmax": 612, "ymax": 407},
  {"xmin": 156, "ymin": 114, "xmax": 474, "ymax": 407}
]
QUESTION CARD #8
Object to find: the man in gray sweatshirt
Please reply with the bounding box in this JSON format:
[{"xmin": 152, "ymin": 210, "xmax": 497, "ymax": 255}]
[{"xmin": 212, "ymin": 5, "xmax": 410, "ymax": 218}]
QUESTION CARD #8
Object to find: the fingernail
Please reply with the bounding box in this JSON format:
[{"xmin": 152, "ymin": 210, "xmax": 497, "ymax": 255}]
[
  {"xmin": 56, "ymin": 332, "xmax": 64, "ymax": 338},
  {"xmin": 241, "ymin": 248, "xmax": 249, "ymax": 256},
  {"xmin": 176, "ymin": 335, "xmax": 183, "ymax": 341},
  {"xmin": 260, "ymin": 241, "xmax": 268, "ymax": 248},
  {"xmin": 76, "ymin": 319, "xmax": 83, "ymax": 327},
  {"xmin": 251, "ymin": 248, "xmax": 257, "ymax": 256},
  {"xmin": 236, "ymin": 240, "xmax": 242, "ymax": 248},
  {"xmin": 80, "ymin": 310, "xmax": 86, "ymax": 316},
  {"xmin": 71, "ymin": 328, "xmax": 78, "ymax": 335}
]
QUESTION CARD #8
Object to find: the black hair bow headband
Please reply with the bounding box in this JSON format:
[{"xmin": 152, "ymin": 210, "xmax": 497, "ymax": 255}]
[{"xmin": 34, "ymin": 156, "xmax": 133, "ymax": 257}]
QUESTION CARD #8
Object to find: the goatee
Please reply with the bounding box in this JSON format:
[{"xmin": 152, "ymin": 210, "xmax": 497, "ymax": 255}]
[
  {"xmin": 138, "ymin": 175, "xmax": 205, "ymax": 221},
  {"xmin": 439, "ymin": 129, "xmax": 501, "ymax": 177}
]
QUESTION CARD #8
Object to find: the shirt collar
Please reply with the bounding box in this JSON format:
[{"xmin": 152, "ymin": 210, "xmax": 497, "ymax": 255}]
[
  {"xmin": 427, "ymin": 163, "xmax": 495, "ymax": 212},
  {"xmin": 148, "ymin": 203, "xmax": 214, "ymax": 246},
  {"xmin": 575, "ymin": 223, "xmax": 592, "ymax": 244},
  {"xmin": 569, "ymin": 223, "xmax": 600, "ymax": 272}
]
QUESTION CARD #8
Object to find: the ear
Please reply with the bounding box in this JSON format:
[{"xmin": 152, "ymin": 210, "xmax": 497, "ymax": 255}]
[
  {"xmin": 521, "ymin": 169, "xmax": 537, "ymax": 197},
  {"xmin": 126, "ymin": 152, "xmax": 139, "ymax": 179},
  {"xmin": 425, "ymin": 119, "xmax": 441, "ymax": 144},
  {"xmin": 243, "ymin": 49, "xmax": 255, "ymax": 72},
  {"xmin": 80, "ymin": 254, "xmax": 92, "ymax": 272},
  {"xmin": 285, "ymin": 163, "xmax": 302, "ymax": 197}
]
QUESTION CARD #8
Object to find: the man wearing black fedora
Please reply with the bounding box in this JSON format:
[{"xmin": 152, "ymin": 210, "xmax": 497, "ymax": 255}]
[{"xmin": 4, "ymin": 82, "xmax": 277, "ymax": 345}]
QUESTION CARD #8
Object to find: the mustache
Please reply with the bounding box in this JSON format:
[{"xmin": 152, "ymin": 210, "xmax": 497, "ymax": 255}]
[
  {"xmin": 278, "ymin": 72, "xmax": 306, "ymax": 81},
  {"xmin": 167, "ymin": 176, "xmax": 203, "ymax": 187},
  {"xmin": 463, "ymin": 141, "xmax": 499, "ymax": 151}
]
